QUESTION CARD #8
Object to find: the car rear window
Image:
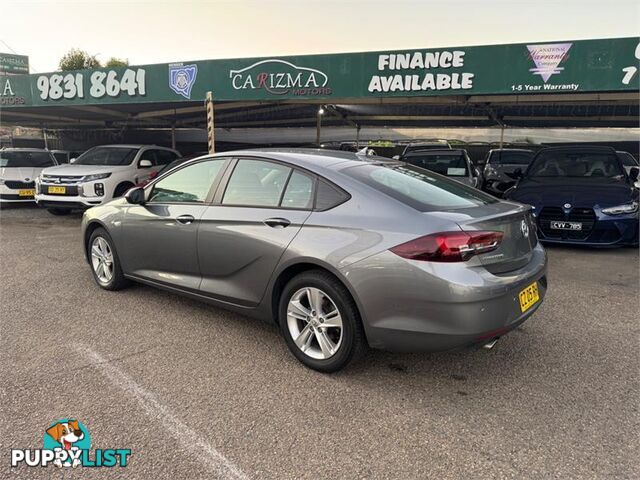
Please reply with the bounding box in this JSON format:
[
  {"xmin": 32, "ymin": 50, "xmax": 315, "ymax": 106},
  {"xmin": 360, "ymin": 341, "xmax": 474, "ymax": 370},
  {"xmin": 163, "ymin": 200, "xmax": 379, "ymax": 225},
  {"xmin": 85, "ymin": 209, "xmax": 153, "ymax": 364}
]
[
  {"xmin": 0, "ymin": 151, "xmax": 56, "ymax": 168},
  {"xmin": 344, "ymin": 163, "xmax": 496, "ymax": 211},
  {"xmin": 488, "ymin": 151, "xmax": 533, "ymax": 165},
  {"xmin": 403, "ymin": 152, "xmax": 468, "ymax": 176}
]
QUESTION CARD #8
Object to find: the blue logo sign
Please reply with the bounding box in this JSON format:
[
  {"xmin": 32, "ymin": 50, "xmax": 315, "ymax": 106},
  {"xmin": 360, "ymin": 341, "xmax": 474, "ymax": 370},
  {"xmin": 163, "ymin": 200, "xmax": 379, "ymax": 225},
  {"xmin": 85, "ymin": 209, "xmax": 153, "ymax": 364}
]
[{"xmin": 169, "ymin": 64, "xmax": 198, "ymax": 99}]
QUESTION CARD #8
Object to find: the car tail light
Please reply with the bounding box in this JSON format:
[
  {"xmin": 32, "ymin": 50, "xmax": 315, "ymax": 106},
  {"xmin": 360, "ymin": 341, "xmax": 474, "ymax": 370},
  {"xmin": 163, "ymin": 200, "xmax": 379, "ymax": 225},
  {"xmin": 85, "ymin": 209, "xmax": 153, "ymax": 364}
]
[{"xmin": 390, "ymin": 231, "xmax": 504, "ymax": 262}]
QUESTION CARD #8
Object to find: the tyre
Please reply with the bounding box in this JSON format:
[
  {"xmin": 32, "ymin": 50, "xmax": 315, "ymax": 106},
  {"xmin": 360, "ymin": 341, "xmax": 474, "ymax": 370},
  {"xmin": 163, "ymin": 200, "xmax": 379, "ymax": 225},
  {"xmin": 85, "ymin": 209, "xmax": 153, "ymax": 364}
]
[
  {"xmin": 113, "ymin": 183, "xmax": 133, "ymax": 198},
  {"xmin": 278, "ymin": 270, "xmax": 364, "ymax": 372},
  {"xmin": 47, "ymin": 208, "xmax": 72, "ymax": 215},
  {"xmin": 88, "ymin": 228, "xmax": 129, "ymax": 291}
]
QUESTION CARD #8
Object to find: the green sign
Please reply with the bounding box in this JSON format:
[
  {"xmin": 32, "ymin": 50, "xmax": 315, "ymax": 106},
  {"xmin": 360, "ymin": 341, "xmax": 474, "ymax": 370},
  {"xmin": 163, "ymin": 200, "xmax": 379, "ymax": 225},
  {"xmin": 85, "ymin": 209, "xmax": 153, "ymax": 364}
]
[
  {"xmin": 0, "ymin": 53, "xmax": 29, "ymax": 74},
  {"xmin": 1, "ymin": 37, "xmax": 638, "ymax": 109}
]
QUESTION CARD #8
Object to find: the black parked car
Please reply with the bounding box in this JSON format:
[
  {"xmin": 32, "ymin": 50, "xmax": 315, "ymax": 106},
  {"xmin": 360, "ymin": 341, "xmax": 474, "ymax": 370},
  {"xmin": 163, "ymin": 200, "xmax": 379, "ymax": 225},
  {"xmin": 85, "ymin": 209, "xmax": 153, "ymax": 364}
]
[
  {"xmin": 400, "ymin": 148, "xmax": 483, "ymax": 189},
  {"xmin": 505, "ymin": 146, "xmax": 639, "ymax": 247},
  {"xmin": 482, "ymin": 148, "xmax": 534, "ymax": 197}
]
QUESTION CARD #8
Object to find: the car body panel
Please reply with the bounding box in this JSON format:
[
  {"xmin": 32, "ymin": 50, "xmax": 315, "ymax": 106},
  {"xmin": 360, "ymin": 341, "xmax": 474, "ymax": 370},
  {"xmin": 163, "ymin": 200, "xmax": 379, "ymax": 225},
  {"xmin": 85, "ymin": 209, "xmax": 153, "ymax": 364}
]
[
  {"xmin": 482, "ymin": 149, "xmax": 534, "ymax": 196},
  {"xmin": 82, "ymin": 148, "xmax": 548, "ymax": 352}
]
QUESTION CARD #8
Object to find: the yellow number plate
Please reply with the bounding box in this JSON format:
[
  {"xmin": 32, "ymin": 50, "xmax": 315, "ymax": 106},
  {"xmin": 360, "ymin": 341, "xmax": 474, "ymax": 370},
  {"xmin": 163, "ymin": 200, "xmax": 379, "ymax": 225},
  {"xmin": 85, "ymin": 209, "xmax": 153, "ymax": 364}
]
[
  {"xmin": 518, "ymin": 282, "xmax": 539, "ymax": 313},
  {"xmin": 18, "ymin": 189, "xmax": 35, "ymax": 197},
  {"xmin": 48, "ymin": 186, "xmax": 66, "ymax": 194}
]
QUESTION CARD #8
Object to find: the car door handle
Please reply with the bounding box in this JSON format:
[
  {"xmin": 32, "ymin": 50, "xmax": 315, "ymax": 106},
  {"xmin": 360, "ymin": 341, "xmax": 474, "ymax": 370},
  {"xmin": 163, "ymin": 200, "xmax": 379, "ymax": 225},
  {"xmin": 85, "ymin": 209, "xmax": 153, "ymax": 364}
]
[
  {"xmin": 263, "ymin": 217, "xmax": 291, "ymax": 228},
  {"xmin": 176, "ymin": 214, "xmax": 196, "ymax": 225}
]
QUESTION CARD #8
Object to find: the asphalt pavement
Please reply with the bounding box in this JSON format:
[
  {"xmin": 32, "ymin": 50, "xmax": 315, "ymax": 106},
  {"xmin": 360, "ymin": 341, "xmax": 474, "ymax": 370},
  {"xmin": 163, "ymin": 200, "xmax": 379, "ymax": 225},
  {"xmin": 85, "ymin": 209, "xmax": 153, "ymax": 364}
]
[{"xmin": 1, "ymin": 205, "xmax": 638, "ymax": 479}]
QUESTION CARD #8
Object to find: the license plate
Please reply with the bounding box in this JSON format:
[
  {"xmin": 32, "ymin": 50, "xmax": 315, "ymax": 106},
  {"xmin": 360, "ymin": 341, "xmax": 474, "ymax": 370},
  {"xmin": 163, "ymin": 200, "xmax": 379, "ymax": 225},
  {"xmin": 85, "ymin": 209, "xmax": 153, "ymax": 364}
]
[
  {"xmin": 48, "ymin": 186, "xmax": 66, "ymax": 194},
  {"xmin": 18, "ymin": 189, "xmax": 35, "ymax": 197},
  {"xmin": 518, "ymin": 282, "xmax": 540, "ymax": 313},
  {"xmin": 550, "ymin": 221, "xmax": 582, "ymax": 231}
]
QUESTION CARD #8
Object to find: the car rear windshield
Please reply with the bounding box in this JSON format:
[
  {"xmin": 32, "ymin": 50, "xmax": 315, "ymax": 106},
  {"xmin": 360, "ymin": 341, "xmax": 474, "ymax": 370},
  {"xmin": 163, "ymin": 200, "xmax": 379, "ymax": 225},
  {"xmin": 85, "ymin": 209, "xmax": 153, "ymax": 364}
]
[
  {"xmin": 618, "ymin": 152, "xmax": 638, "ymax": 167},
  {"xmin": 344, "ymin": 163, "xmax": 496, "ymax": 211},
  {"xmin": 403, "ymin": 153, "xmax": 468, "ymax": 176},
  {"xmin": 74, "ymin": 147, "xmax": 138, "ymax": 166},
  {"xmin": 527, "ymin": 151, "xmax": 624, "ymax": 178},
  {"xmin": 488, "ymin": 150, "xmax": 533, "ymax": 165},
  {"xmin": 0, "ymin": 151, "xmax": 55, "ymax": 168}
]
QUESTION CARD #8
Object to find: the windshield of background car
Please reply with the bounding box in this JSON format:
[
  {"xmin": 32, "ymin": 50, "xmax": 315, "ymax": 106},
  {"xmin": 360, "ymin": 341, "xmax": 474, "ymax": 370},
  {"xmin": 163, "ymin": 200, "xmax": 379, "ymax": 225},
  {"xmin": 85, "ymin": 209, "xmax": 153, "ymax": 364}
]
[
  {"xmin": 488, "ymin": 151, "xmax": 533, "ymax": 165},
  {"xmin": 0, "ymin": 151, "xmax": 56, "ymax": 168},
  {"xmin": 344, "ymin": 163, "xmax": 496, "ymax": 211},
  {"xmin": 527, "ymin": 151, "xmax": 624, "ymax": 178},
  {"xmin": 403, "ymin": 153, "xmax": 468, "ymax": 176},
  {"xmin": 74, "ymin": 147, "xmax": 138, "ymax": 166}
]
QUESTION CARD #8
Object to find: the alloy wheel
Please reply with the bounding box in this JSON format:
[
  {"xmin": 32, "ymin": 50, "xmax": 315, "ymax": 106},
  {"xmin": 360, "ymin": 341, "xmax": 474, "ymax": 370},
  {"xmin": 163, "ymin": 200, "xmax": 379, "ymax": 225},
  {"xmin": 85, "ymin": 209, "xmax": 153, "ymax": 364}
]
[
  {"xmin": 90, "ymin": 236, "xmax": 114, "ymax": 284},
  {"xmin": 286, "ymin": 287, "xmax": 343, "ymax": 360}
]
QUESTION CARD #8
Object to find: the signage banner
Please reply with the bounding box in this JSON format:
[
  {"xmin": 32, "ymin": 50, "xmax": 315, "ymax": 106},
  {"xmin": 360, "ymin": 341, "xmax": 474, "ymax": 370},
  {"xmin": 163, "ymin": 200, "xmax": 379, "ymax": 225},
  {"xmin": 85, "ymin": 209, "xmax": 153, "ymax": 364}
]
[
  {"xmin": 0, "ymin": 52, "xmax": 29, "ymax": 75},
  {"xmin": 1, "ymin": 37, "xmax": 638, "ymax": 109}
]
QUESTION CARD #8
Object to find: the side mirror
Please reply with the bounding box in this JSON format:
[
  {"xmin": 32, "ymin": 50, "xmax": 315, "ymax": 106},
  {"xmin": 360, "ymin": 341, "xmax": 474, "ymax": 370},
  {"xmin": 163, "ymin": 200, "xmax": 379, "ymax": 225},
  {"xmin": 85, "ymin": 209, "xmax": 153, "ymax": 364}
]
[
  {"xmin": 139, "ymin": 159, "xmax": 153, "ymax": 168},
  {"xmin": 392, "ymin": 155, "xmax": 400, "ymax": 160},
  {"xmin": 125, "ymin": 186, "xmax": 146, "ymax": 205},
  {"xmin": 629, "ymin": 166, "xmax": 639, "ymax": 182},
  {"xmin": 69, "ymin": 157, "xmax": 77, "ymax": 164}
]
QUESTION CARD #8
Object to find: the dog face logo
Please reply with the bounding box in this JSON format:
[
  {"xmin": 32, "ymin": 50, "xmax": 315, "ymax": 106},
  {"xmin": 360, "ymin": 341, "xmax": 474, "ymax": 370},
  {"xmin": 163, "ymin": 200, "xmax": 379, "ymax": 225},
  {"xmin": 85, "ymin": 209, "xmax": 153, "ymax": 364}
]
[
  {"xmin": 43, "ymin": 419, "xmax": 90, "ymax": 468},
  {"xmin": 169, "ymin": 63, "xmax": 198, "ymax": 99}
]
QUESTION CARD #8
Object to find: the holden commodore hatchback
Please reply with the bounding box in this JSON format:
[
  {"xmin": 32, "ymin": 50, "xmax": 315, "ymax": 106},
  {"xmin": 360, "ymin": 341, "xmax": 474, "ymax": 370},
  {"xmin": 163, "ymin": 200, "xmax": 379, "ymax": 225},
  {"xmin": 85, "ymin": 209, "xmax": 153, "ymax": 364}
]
[{"xmin": 82, "ymin": 149, "xmax": 547, "ymax": 372}]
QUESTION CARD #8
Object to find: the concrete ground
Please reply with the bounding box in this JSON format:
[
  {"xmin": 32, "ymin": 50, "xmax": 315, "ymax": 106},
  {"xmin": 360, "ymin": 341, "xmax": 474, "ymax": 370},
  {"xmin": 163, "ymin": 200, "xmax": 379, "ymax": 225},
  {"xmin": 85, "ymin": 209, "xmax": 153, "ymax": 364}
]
[{"xmin": 1, "ymin": 205, "xmax": 638, "ymax": 479}]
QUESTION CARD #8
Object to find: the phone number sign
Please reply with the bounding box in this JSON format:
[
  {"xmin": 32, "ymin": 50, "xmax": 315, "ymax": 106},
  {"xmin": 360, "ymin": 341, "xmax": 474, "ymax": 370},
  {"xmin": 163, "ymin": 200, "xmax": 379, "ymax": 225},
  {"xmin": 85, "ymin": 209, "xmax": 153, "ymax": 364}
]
[{"xmin": 36, "ymin": 68, "xmax": 146, "ymax": 101}]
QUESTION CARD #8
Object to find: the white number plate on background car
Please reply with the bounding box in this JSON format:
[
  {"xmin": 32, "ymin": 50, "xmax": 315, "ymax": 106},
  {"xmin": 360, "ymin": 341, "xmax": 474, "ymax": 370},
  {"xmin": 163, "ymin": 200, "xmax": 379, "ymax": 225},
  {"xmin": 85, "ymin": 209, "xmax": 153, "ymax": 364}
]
[{"xmin": 550, "ymin": 221, "xmax": 582, "ymax": 231}]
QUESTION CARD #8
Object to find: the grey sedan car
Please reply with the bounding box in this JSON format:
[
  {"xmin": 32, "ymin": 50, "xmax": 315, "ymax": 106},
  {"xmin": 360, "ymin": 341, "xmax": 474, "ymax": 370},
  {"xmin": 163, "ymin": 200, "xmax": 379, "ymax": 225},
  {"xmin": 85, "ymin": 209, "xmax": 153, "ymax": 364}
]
[{"xmin": 82, "ymin": 149, "xmax": 547, "ymax": 372}]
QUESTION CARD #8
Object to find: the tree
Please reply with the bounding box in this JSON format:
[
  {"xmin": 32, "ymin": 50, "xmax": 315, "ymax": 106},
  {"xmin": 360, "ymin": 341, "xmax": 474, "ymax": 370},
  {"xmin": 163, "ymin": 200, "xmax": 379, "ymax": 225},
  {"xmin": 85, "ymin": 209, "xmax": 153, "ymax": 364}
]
[
  {"xmin": 105, "ymin": 57, "xmax": 129, "ymax": 68},
  {"xmin": 58, "ymin": 49, "xmax": 101, "ymax": 71}
]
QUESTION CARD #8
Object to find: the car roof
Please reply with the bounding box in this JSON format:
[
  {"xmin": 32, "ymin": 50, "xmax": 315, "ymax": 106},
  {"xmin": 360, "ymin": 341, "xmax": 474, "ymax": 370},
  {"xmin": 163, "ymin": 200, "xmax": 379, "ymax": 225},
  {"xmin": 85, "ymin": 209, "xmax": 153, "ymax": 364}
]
[
  {"xmin": 535, "ymin": 146, "xmax": 617, "ymax": 154},
  {"xmin": 202, "ymin": 148, "xmax": 396, "ymax": 173},
  {"xmin": 488, "ymin": 148, "xmax": 533, "ymax": 153},
  {"xmin": 0, "ymin": 148, "xmax": 53, "ymax": 153},
  {"xmin": 404, "ymin": 148, "xmax": 465, "ymax": 155}
]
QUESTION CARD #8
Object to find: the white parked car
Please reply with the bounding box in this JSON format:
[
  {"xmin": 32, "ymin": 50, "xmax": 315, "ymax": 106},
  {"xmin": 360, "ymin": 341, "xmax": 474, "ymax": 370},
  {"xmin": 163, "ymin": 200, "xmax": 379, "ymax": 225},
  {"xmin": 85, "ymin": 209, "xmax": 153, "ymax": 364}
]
[
  {"xmin": 0, "ymin": 148, "xmax": 58, "ymax": 203},
  {"xmin": 35, "ymin": 144, "xmax": 181, "ymax": 215}
]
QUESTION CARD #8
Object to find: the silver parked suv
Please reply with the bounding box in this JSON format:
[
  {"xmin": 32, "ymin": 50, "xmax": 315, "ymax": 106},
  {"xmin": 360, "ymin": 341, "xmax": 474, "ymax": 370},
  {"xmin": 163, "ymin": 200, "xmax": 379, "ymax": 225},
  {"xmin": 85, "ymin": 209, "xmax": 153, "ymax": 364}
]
[{"xmin": 82, "ymin": 149, "xmax": 547, "ymax": 372}]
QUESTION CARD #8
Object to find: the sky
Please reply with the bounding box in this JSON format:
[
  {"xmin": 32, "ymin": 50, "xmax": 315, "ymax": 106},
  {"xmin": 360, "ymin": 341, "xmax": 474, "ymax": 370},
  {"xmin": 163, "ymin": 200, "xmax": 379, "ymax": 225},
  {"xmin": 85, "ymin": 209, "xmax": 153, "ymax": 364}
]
[{"xmin": 2, "ymin": 0, "xmax": 639, "ymax": 73}]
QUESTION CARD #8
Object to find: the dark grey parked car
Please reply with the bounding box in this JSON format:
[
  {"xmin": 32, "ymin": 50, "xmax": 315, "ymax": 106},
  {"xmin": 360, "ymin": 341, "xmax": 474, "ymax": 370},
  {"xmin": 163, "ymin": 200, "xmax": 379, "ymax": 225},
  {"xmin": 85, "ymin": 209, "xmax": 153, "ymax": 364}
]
[
  {"xmin": 82, "ymin": 149, "xmax": 547, "ymax": 372},
  {"xmin": 482, "ymin": 149, "xmax": 534, "ymax": 197}
]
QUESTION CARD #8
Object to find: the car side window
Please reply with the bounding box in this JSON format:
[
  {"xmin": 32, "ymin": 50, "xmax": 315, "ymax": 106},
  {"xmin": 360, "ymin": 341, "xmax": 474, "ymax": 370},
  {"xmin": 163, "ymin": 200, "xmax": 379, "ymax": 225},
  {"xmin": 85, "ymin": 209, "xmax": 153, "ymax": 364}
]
[
  {"xmin": 281, "ymin": 171, "xmax": 314, "ymax": 209},
  {"xmin": 222, "ymin": 159, "xmax": 291, "ymax": 207},
  {"xmin": 139, "ymin": 149, "xmax": 158, "ymax": 166},
  {"xmin": 148, "ymin": 159, "xmax": 226, "ymax": 203}
]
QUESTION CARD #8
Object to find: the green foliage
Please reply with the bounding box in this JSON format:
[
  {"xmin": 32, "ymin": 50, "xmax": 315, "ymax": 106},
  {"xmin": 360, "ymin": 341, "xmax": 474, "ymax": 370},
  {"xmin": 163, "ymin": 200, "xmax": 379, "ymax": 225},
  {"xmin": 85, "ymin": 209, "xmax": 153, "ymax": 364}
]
[
  {"xmin": 105, "ymin": 57, "xmax": 129, "ymax": 68},
  {"xmin": 58, "ymin": 49, "xmax": 101, "ymax": 71}
]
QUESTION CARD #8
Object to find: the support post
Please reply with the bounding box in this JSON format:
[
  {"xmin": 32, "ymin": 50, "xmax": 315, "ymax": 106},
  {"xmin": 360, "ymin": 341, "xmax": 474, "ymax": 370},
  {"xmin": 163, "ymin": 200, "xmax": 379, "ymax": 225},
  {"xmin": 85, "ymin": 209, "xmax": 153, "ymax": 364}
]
[
  {"xmin": 171, "ymin": 122, "xmax": 176, "ymax": 150},
  {"xmin": 43, "ymin": 128, "xmax": 49, "ymax": 150},
  {"xmin": 499, "ymin": 124, "xmax": 505, "ymax": 149},
  {"xmin": 356, "ymin": 125, "xmax": 361, "ymax": 149},
  {"xmin": 316, "ymin": 110, "xmax": 322, "ymax": 147},
  {"xmin": 206, "ymin": 91, "xmax": 215, "ymax": 154}
]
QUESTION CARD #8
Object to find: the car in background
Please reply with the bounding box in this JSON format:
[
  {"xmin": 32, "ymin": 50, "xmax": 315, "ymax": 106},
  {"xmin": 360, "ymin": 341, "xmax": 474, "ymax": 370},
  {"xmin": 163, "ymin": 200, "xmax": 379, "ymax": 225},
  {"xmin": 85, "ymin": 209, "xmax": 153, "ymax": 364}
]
[
  {"xmin": 399, "ymin": 140, "xmax": 451, "ymax": 156},
  {"xmin": 0, "ymin": 148, "xmax": 57, "ymax": 203},
  {"xmin": 482, "ymin": 148, "xmax": 534, "ymax": 197},
  {"xmin": 401, "ymin": 148, "xmax": 483, "ymax": 188},
  {"xmin": 82, "ymin": 149, "xmax": 546, "ymax": 372},
  {"xmin": 505, "ymin": 146, "xmax": 639, "ymax": 247},
  {"xmin": 35, "ymin": 144, "xmax": 181, "ymax": 215}
]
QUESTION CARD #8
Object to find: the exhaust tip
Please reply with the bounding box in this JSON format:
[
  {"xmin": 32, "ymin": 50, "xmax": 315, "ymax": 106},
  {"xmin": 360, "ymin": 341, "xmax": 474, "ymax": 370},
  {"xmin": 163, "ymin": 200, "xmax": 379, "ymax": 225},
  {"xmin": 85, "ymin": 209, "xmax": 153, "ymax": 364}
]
[{"xmin": 483, "ymin": 338, "xmax": 499, "ymax": 350}]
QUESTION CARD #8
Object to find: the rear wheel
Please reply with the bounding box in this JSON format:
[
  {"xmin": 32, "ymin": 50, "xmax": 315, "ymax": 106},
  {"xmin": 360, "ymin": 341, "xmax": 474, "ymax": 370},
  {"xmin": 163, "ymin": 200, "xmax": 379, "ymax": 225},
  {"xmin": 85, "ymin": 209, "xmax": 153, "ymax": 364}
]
[
  {"xmin": 47, "ymin": 208, "xmax": 71, "ymax": 215},
  {"xmin": 88, "ymin": 228, "xmax": 129, "ymax": 291},
  {"xmin": 279, "ymin": 270, "xmax": 364, "ymax": 372}
]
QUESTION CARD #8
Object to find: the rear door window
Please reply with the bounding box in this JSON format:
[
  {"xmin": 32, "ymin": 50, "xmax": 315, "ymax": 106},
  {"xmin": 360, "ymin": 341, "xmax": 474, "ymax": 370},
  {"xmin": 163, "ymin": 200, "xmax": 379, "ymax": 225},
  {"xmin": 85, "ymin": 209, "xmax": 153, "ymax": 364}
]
[
  {"xmin": 222, "ymin": 159, "xmax": 291, "ymax": 207},
  {"xmin": 281, "ymin": 171, "xmax": 314, "ymax": 209}
]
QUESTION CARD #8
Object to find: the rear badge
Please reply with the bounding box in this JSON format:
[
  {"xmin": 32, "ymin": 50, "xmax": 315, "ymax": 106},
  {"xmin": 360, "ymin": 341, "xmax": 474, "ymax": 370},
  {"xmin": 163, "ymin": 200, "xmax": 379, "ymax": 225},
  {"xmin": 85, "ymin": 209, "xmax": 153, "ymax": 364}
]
[
  {"xmin": 563, "ymin": 203, "xmax": 572, "ymax": 209},
  {"xmin": 521, "ymin": 219, "xmax": 529, "ymax": 238}
]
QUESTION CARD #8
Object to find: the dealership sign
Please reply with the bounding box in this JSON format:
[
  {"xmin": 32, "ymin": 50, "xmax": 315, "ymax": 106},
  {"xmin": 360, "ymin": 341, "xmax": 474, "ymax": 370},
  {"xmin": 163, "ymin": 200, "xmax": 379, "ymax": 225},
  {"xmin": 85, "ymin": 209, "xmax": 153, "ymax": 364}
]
[
  {"xmin": 2, "ymin": 37, "xmax": 638, "ymax": 108},
  {"xmin": 0, "ymin": 52, "xmax": 29, "ymax": 74}
]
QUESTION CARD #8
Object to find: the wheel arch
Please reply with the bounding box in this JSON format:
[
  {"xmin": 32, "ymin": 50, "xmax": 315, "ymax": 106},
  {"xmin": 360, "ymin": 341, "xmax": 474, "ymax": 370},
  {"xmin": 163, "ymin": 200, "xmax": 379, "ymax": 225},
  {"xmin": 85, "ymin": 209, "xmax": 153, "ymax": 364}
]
[
  {"xmin": 268, "ymin": 259, "xmax": 367, "ymax": 337},
  {"xmin": 83, "ymin": 220, "xmax": 109, "ymax": 263},
  {"xmin": 113, "ymin": 181, "xmax": 135, "ymax": 198}
]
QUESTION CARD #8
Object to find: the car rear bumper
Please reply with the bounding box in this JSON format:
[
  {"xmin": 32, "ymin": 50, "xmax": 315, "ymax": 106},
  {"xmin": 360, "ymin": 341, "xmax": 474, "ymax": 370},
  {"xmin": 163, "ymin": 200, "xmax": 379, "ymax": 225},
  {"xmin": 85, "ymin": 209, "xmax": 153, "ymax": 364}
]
[{"xmin": 340, "ymin": 243, "xmax": 548, "ymax": 352}]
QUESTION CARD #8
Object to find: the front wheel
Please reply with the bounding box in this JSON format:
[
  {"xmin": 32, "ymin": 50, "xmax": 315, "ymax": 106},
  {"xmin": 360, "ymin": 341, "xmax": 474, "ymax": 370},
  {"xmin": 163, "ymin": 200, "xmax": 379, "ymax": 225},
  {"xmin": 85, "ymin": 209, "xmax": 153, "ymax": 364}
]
[
  {"xmin": 279, "ymin": 270, "xmax": 364, "ymax": 372},
  {"xmin": 88, "ymin": 228, "xmax": 129, "ymax": 291}
]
